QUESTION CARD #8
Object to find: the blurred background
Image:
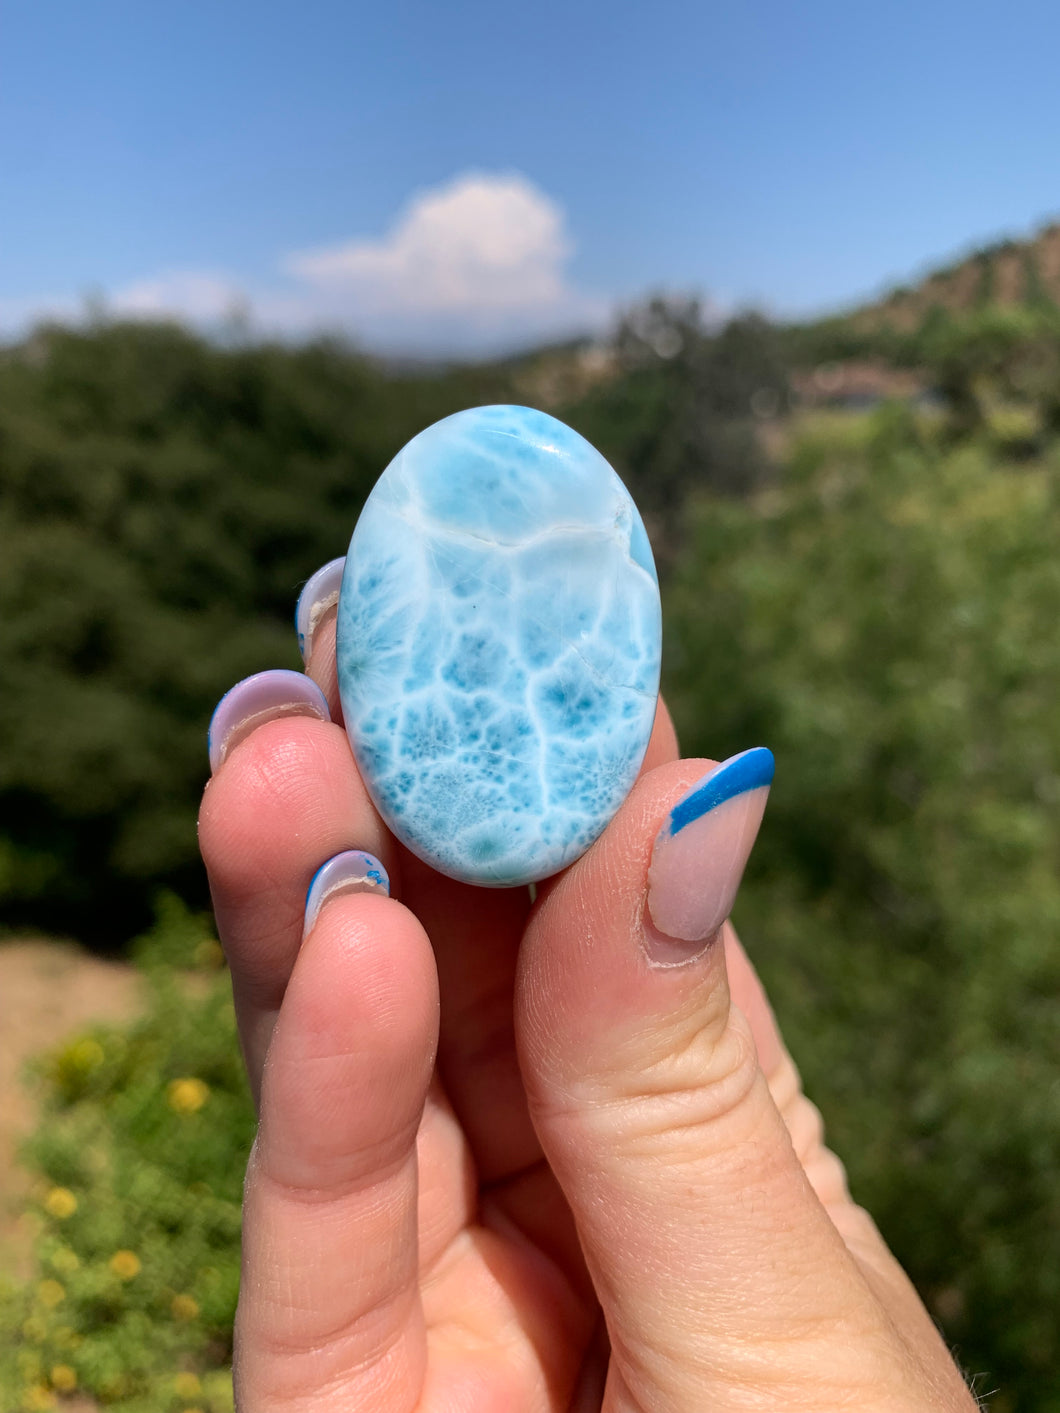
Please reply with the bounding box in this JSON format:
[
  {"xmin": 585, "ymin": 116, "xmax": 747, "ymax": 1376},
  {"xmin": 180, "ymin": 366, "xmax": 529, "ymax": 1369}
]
[{"xmin": 2, "ymin": 1, "xmax": 1060, "ymax": 1407}]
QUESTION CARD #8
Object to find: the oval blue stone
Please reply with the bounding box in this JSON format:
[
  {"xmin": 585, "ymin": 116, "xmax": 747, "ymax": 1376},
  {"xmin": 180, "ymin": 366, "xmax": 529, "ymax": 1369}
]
[{"xmin": 336, "ymin": 405, "xmax": 662, "ymax": 886}]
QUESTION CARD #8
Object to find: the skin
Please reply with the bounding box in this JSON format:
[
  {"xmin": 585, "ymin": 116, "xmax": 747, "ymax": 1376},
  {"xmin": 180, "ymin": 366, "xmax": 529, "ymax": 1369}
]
[{"xmin": 198, "ymin": 610, "xmax": 979, "ymax": 1413}]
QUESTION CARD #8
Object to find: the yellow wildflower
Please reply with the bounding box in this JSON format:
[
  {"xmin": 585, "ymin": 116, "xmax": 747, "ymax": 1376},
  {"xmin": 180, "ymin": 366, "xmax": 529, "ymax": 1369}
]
[
  {"xmin": 171, "ymin": 1293, "xmax": 200, "ymax": 1321},
  {"xmin": 109, "ymin": 1249, "xmax": 141, "ymax": 1280},
  {"xmin": 43, "ymin": 1189, "xmax": 77, "ymax": 1220},
  {"xmin": 49, "ymin": 1366, "xmax": 77, "ymax": 1392},
  {"xmin": 174, "ymin": 1372, "xmax": 202, "ymax": 1398},
  {"xmin": 20, "ymin": 1384, "xmax": 55, "ymax": 1411},
  {"xmin": 36, "ymin": 1280, "xmax": 65, "ymax": 1309},
  {"xmin": 167, "ymin": 1077, "xmax": 209, "ymax": 1114},
  {"xmin": 69, "ymin": 1038, "xmax": 105, "ymax": 1071},
  {"xmin": 21, "ymin": 1317, "xmax": 47, "ymax": 1343}
]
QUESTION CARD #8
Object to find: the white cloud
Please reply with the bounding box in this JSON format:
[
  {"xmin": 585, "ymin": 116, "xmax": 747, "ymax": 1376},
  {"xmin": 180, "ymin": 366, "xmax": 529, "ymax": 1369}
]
[
  {"xmin": 287, "ymin": 172, "xmax": 575, "ymax": 316},
  {"xmin": 110, "ymin": 270, "xmax": 248, "ymax": 323},
  {"xmin": 277, "ymin": 170, "xmax": 608, "ymax": 351},
  {"xmin": 0, "ymin": 172, "xmax": 609, "ymax": 356}
]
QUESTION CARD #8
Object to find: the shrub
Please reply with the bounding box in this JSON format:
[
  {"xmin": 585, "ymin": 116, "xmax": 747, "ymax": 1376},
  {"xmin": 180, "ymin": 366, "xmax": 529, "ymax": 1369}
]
[{"xmin": 0, "ymin": 899, "xmax": 254, "ymax": 1410}]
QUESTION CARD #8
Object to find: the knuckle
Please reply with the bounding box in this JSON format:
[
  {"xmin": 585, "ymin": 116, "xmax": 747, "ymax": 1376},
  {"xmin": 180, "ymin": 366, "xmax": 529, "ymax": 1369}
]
[{"xmin": 574, "ymin": 1010, "xmax": 766, "ymax": 1164}]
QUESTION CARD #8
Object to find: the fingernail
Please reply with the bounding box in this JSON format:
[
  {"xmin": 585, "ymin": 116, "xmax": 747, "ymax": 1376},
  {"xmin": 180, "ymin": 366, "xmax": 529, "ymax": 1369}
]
[
  {"xmin": 295, "ymin": 557, "xmax": 345, "ymax": 664},
  {"xmin": 207, "ymin": 669, "xmax": 330, "ymax": 774},
  {"xmin": 303, "ymin": 850, "xmax": 391, "ymax": 938},
  {"xmin": 645, "ymin": 748, "xmax": 774, "ymax": 963}
]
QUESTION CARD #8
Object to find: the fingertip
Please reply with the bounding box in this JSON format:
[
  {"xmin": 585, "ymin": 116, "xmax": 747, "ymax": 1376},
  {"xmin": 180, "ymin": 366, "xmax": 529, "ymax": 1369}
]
[
  {"xmin": 518, "ymin": 758, "xmax": 726, "ymax": 1075},
  {"xmin": 198, "ymin": 713, "xmax": 397, "ymax": 1032},
  {"xmin": 261, "ymin": 889, "xmax": 439, "ymax": 1189},
  {"xmin": 646, "ymin": 749, "xmax": 772, "ymax": 956},
  {"xmin": 200, "ymin": 715, "xmax": 388, "ymax": 889},
  {"xmin": 519, "ymin": 751, "xmax": 773, "ymax": 1093}
]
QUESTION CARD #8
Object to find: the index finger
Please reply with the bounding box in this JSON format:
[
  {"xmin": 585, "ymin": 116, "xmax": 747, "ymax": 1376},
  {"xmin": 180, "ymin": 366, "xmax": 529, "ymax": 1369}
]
[{"xmin": 199, "ymin": 708, "xmax": 396, "ymax": 1102}]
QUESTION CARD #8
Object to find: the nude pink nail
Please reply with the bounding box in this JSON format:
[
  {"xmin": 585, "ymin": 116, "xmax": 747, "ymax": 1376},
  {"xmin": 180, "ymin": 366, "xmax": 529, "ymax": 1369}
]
[{"xmin": 646, "ymin": 748, "xmax": 773, "ymax": 963}]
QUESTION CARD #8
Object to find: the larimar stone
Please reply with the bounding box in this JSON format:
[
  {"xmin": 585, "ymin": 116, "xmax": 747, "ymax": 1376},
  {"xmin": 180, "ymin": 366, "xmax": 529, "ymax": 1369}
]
[{"xmin": 336, "ymin": 405, "xmax": 662, "ymax": 886}]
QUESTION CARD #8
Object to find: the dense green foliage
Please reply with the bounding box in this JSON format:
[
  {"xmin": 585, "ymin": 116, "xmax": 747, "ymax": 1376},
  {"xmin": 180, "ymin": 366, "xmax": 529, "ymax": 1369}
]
[
  {"xmin": 0, "ymin": 324, "xmax": 514, "ymax": 936},
  {"xmin": 2, "ymin": 313, "xmax": 1060, "ymax": 1407},
  {"xmin": 788, "ymin": 302, "xmax": 1060, "ymax": 449}
]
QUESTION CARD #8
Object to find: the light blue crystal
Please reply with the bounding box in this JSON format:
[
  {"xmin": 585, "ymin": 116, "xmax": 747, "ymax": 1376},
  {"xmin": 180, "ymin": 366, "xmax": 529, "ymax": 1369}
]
[{"xmin": 337, "ymin": 405, "xmax": 662, "ymax": 887}]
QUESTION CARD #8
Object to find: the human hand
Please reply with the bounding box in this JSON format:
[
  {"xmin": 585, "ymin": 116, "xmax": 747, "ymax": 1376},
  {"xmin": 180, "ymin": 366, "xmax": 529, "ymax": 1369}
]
[{"xmin": 198, "ymin": 575, "xmax": 977, "ymax": 1412}]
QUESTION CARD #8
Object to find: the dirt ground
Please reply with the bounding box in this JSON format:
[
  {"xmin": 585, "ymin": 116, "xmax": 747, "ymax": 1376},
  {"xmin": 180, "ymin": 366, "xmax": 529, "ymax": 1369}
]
[{"xmin": 0, "ymin": 940, "xmax": 141, "ymax": 1282}]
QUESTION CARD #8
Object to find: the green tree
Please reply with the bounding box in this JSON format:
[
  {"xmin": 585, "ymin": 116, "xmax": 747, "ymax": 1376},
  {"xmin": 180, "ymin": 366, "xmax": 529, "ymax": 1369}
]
[
  {"xmin": 562, "ymin": 298, "xmax": 788, "ymax": 550},
  {"xmin": 0, "ymin": 322, "xmax": 515, "ymax": 935}
]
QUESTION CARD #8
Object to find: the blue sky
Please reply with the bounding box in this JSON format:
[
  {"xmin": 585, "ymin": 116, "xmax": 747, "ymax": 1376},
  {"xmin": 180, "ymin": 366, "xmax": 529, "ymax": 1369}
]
[{"xmin": 4, "ymin": 0, "xmax": 1060, "ymax": 353}]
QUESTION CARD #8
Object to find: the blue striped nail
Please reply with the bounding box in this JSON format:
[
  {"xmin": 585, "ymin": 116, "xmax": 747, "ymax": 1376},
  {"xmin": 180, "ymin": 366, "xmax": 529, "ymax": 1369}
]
[
  {"xmin": 646, "ymin": 748, "xmax": 774, "ymax": 956},
  {"xmin": 304, "ymin": 850, "xmax": 391, "ymax": 937},
  {"xmin": 665, "ymin": 747, "xmax": 775, "ymax": 836}
]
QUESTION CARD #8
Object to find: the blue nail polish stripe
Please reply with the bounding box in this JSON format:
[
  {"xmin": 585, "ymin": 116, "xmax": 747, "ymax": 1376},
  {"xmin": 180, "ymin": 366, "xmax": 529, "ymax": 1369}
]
[
  {"xmin": 306, "ymin": 858, "xmax": 330, "ymax": 907},
  {"xmin": 668, "ymin": 748, "xmax": 775, "ymax": 836},
  {"xmin": 305, "ymin": 850, "xmax": 390, "ymax": 907}
]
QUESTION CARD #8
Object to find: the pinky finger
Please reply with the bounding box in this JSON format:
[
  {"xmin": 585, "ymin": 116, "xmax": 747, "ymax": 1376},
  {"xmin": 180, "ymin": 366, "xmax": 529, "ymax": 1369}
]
[{"xmin": 236, "ymin": 866, "xmax": 438, "ymax": 1411}]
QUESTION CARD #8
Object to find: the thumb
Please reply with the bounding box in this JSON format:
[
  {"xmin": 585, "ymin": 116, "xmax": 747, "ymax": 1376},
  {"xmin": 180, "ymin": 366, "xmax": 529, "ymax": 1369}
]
[{"xmin": 516, "ymin": 751, "xmax": 947, "ymax": 1411}]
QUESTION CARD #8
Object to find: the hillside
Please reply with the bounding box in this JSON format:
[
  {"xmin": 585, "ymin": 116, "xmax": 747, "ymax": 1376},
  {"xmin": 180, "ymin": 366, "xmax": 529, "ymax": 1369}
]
[
  {"xmin": 848, "ymin": 219, "xmax": 1060, "ymax": 332},
  {"xmin": 497, "ymin": 221, "xmax": 1060, "ymax": 409}
]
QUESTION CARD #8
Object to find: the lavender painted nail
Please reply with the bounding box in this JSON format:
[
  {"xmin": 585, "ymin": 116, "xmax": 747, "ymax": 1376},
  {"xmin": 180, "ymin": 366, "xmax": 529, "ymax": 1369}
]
[
  {"xmin": 646, "ymin": 748, "xmax": 774, "ymax": 959},
  {"xmin": 207, "ymin": 669, "xmax": 330, "ymax": 774},
  {"xmin": 295, "ymin": 557, "xmax": 346, "ymax": 664},
  {"xmin": 303, "ymin": 850, "xmax": 391, "ymax": 938}
]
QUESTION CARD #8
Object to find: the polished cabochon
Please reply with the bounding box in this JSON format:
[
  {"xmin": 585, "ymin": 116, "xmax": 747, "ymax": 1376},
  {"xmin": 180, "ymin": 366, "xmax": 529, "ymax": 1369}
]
[{"xmin": 336, "ymin": 405, "xmax": 662, "ymax": 886}]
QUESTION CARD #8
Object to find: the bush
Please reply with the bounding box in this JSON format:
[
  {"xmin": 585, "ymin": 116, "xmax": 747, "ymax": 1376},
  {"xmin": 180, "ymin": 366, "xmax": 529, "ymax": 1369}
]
[{"xmin": 0, "ymin": 899, "xmax": 254, "ymax": 1410}]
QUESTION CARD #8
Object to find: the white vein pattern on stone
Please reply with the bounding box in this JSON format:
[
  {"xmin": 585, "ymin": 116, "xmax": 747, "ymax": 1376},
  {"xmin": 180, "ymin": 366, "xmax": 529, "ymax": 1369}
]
[{"xmin": 337, "ymin": 405, "xmax": 662, "ymax": 887}]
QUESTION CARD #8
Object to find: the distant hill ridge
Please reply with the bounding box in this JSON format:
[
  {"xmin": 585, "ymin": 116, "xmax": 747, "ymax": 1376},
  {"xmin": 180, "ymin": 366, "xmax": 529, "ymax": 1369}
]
[{"xmin": 850, "ymin": 220, "xmax": 1060, "ymax": 331}]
